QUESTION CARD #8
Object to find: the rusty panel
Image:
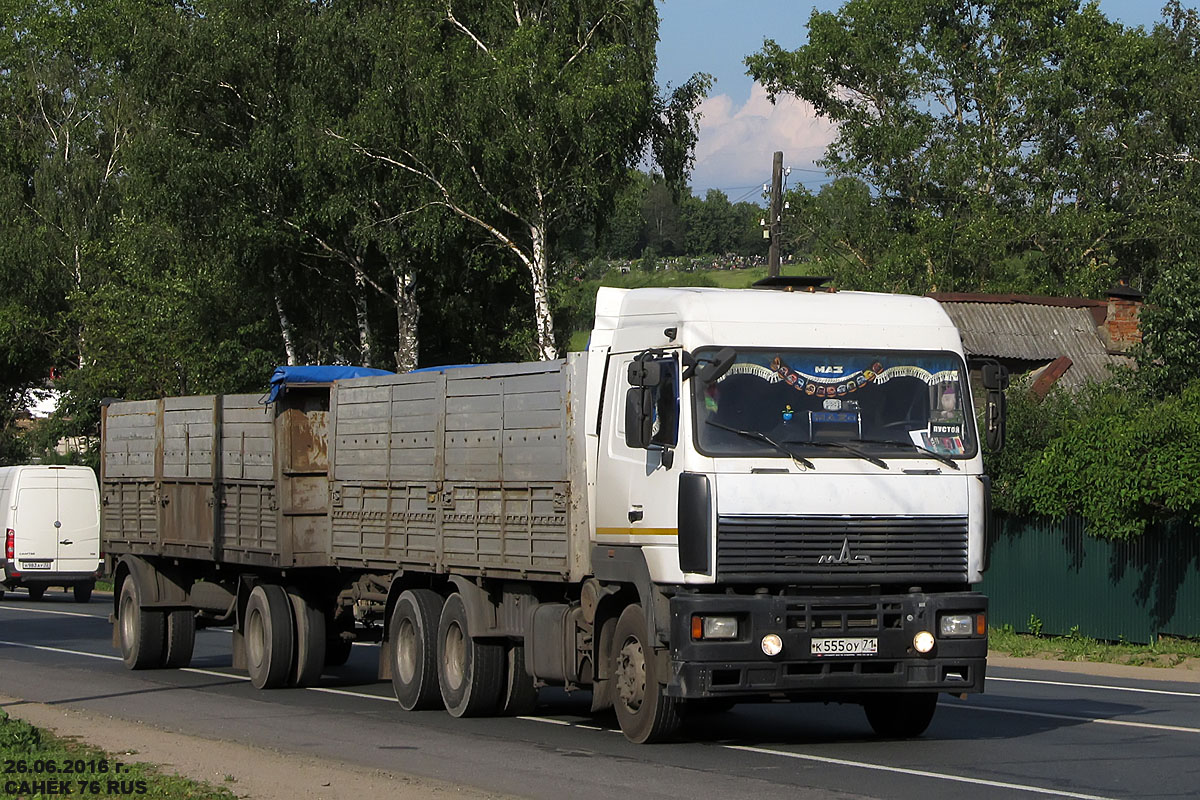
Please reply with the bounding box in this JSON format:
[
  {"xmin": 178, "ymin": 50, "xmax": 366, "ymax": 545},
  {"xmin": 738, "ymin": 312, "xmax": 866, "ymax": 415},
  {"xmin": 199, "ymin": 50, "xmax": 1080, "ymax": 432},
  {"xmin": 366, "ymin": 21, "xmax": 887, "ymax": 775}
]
[
  {"xmin": 160, "ymin": 483, "xmax": 214, "ymax": 547},
  {"xmin": 220, "ymin": 483, "xmax": 278, "ymax": 553},
  {"xmin": 101, "ymin": 483, "xmax": 158, "ymax": 547},
  {"xmin": 280, "ymin": 408, "xmax": 329, "ymax": 473}
]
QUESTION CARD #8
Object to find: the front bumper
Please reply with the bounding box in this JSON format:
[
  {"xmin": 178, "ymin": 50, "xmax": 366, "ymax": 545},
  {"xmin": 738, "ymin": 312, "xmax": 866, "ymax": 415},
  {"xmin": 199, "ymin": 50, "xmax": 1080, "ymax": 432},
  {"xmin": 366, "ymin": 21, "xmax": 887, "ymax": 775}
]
[{"xmin": 666, "ymin": 590, "xmax": 987, "ymax": 700}]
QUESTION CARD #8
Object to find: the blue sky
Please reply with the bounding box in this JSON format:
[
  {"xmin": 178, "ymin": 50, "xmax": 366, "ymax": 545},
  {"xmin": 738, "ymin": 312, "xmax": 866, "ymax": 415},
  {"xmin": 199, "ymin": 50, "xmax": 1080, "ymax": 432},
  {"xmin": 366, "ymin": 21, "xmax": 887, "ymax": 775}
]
[{"xmin": 655, "ymin": 0, "xmax": 1175, "ymax": 197}]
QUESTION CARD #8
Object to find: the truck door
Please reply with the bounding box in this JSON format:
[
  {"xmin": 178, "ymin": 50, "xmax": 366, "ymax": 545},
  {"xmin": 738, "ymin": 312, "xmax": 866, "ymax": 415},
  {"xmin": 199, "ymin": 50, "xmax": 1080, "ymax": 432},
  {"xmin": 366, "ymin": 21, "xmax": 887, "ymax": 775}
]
[{"xmin": 55, "ymin": 469, "xmax": 100, "ymax": 573}]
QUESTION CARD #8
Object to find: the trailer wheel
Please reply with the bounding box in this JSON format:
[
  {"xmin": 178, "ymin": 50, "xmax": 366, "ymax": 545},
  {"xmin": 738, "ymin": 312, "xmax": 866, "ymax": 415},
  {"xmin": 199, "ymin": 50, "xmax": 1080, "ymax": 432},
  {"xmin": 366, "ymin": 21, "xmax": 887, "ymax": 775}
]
[
  {"xmin": 73, "ymin": 583, "xmax": 93, "ymax": 603},
  {"xmin": 27, "ymin": 586, "xmax": 45, "ymax": 601},
  {"xmin": 287, "ymin": 588, "xmax": 326, "ymax": 688},
  {"xmin": 499, "ymin": 643, "xmax": 539, "ymax": 716},
  {"xmin": 390, "ymin": 589, "xmax": 444, "ymax": 711},
  {"xmin": 163, "ymin": 610, "xmax": 196, "ymax": 668},
  {"xmin": 437, "ymin": 592, "xmax": 503, "ymax": 718},
  {"xmin": 612, "ymin": 604, "xmax": 681, "ymax": 743},
  {"xmin": 244, "ymin": 584, "xmax": 294, "ymax": 689},
  {"xmin": 118, "ymin": 576, "xmax": 165, "ymax": 670},
  {"xmin": 863, "ymin": 693, "xmax": 938, "ymax": 738}
]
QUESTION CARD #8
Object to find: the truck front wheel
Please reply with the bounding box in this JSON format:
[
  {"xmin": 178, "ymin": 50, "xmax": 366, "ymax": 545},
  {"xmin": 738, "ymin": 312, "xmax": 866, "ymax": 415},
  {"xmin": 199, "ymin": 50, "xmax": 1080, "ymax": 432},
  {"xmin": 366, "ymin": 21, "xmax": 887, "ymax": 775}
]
[
  {"xmin": 612, "ymin": 604, "xmax": 681, "ymax": 744},
  {"xmin": 390, "ymin": 589, "xmax": 444, "ymax": 711},
  {"xmin": 437, "ymin": 592, "xmax": 503, "ymax": 718},
  {"xmin": 863, "ymin": 692, "xmax": 939, "ymax": 738}
]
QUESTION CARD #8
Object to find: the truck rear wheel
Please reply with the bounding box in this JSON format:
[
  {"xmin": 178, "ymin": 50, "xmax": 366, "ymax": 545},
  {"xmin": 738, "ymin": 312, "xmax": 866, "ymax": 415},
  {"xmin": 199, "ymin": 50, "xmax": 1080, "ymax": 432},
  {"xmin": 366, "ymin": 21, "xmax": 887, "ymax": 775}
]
[
  {"xmin": 390, "ymin": 589, "xmax": 444, "ymax": 711},
  {"xmin": 499, "ymin": 642, "xmax": 539, "ymax": 716},
  {"xmin": 163, "ymin": 610, "xmax": 196, "ymax": 668},
  {"xmin": 288, "ymin": 588, "xmax": 326, "ymax": 688},
  {"xmin": 437, "ymin": 592, "xmax": 503, "ymax": 718},
  {"xmin": 612, "ymin": 604, "xmax": 681, "ymax": 744},
  {"xmin": 244, "ymin": 584, "xmax": 294, "ymax": 689},
  {"xmin": 118, "ymin": 577, "xmax": 165, "ymax": 669},
  {"xmin": 863, "ymin": 692, "xmax": 939, "ymax": 738}
]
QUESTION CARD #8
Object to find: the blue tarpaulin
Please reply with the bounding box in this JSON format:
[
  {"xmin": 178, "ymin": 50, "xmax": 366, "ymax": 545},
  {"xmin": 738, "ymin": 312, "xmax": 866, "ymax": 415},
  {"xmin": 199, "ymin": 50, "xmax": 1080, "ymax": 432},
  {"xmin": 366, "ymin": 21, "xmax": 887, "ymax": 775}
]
[{"xmin": 266, "ymin": 365, "xmax": 395, "ymax": 404}]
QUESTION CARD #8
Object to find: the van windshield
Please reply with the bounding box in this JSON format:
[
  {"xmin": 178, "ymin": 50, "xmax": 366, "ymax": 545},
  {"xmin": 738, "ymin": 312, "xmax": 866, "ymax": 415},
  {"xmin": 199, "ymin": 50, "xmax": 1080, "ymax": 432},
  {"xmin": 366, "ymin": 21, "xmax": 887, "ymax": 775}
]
[{"xmin": 692, "ymin": 348, "xmax": 976, "ymax": 460}]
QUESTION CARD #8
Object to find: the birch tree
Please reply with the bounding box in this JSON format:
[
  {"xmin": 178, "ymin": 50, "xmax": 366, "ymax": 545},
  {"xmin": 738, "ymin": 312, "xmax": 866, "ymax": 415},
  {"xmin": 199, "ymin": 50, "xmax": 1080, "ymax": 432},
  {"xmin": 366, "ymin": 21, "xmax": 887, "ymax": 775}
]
[{"xmin": 333, "ymin": 0, "xmax": 707, "ymax": 360}]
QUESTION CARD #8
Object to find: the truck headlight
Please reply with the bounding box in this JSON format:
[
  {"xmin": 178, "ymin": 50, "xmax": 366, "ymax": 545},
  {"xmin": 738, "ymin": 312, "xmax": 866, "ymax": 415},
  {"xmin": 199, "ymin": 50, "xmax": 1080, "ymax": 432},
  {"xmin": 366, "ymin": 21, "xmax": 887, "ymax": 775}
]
[
  {"xmin": 690, "ymin": 615, "xmax": 738, "ymax": 640},
  {"xmin": 939, "ymin": 614, "xmax": 984, "ymax": 637}
]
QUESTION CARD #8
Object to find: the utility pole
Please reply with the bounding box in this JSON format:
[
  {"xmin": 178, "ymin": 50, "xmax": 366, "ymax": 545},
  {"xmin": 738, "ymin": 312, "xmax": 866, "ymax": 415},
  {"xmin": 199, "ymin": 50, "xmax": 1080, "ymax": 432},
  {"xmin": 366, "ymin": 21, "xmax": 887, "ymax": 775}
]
[{"xmin": 767, "ymin": 150, "xmax": 783, "ymax": 277}]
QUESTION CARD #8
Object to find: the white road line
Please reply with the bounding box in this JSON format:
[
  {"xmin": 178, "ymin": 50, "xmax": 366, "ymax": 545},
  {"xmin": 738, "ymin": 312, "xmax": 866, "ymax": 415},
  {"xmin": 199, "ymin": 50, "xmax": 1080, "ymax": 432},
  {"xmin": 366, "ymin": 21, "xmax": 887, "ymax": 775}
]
[
  {"xmin": 722, "ymin": 744, "xmax": 1119, "ymax": 800},
  {"xmin": 990, "ymin": 676, "xmax": 1200, "ymax": 699},
  {"xmin": 0, "ymin": 640, "xmax": 122, "ymax": 661},
  {"xmin": 0, "ymin": 604, "xmax": 108, "ymax": 620},
  {"xmin": 962, "ymin": 704, "xmax": 1200, "ymax": 735}
]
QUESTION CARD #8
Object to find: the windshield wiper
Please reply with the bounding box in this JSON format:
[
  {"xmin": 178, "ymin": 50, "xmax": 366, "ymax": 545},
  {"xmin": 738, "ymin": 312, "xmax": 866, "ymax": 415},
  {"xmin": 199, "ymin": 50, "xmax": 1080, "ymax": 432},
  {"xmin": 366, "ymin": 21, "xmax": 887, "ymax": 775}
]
[
  {"xmin": 705, "ymin": 420, "xmax": 815, "ymax": 470},
  {"xmin": 855, "ymin": 438, "xmax": 961, "ymax": 470},
  {"xmin": 781, "ymin": 439, "xmax": 889, "ymax": 470}
]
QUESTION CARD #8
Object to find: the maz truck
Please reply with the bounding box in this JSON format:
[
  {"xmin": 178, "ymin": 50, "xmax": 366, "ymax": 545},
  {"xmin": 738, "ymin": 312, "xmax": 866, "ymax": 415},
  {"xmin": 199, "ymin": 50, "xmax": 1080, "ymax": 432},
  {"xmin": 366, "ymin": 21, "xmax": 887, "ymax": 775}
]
[{"xmin": 101, "ymin": 278, "xmax": 1007, "ymax": 743}]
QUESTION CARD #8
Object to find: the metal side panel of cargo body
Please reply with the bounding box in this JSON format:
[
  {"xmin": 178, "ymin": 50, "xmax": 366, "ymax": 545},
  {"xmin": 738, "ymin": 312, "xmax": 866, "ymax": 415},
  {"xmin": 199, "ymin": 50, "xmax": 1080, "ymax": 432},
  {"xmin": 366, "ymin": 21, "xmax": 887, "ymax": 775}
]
[{"xmin": 328, "ymin": 356, "xmax": 591, "ymax": 582}]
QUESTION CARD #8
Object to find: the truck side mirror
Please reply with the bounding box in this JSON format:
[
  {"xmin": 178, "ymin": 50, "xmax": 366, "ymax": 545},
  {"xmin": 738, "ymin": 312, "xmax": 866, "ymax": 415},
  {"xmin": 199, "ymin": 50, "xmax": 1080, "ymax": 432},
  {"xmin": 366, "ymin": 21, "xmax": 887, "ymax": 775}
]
[
  {"xmin": 625, "ymin": 387, "xmax": 654, "ymax": 449},
  {"xmin": 981, "ymin": 363, "xmax": 1009, "ymax": 452}
]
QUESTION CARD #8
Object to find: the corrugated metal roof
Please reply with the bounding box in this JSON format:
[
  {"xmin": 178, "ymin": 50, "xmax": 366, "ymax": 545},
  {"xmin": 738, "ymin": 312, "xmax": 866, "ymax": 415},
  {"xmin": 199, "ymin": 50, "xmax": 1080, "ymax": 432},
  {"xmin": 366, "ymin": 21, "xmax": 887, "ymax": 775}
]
[{"xmin": 937, "ymin": 301, "xmax": 1131, "ymax": 388}]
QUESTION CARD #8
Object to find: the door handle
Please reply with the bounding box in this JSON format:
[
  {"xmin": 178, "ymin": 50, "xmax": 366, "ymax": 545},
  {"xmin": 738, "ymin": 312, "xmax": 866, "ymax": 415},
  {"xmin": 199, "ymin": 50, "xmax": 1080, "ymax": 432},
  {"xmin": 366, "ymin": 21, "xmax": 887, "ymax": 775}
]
[{"xmin": 59, "ymin": 539, "xmax": 73, "ymax": 546}]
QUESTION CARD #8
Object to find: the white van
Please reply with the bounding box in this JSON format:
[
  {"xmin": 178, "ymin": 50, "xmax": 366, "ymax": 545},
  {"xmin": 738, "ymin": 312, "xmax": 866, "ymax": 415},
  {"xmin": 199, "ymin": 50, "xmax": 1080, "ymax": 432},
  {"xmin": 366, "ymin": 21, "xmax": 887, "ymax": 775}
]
[{"xmin": 0, "ymin": 465, "xmax": 102, "ymax": 602}]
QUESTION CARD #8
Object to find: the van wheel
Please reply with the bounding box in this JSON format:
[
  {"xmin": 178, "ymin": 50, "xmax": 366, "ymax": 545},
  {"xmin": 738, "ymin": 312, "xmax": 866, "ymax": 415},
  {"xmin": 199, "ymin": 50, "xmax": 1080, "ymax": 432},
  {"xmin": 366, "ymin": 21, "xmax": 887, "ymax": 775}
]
[
  {"xmin": 73, "ymin": 584, "xmax": 93, "ymax": 603},
  {"xmin": 437, "ymin": 592, "xmax": 503, "ymax": 718},
  {"xmin": 244, "ymin": 584, "xmax": 294, "ymax": 689},
  {"xmin": 287, "ymin": 588, "xmax": 326, "ymax": 688},
  {"xmin": 163, "ymin": 610, "xmax": 196, "ymax": 668},
  {"xmin": 390, "ymin": 589, "xmax": 444, "ymax": 711},
  {"xmin": 118, "ymin": 577, "xmax": 165, "ymax": 669},
  {"xmin": 612, "ymin": 603, "xmax": 681, "ymax": 743},
  {"xmin": 863, "ymin": 693, "xmax": 938, "ymax": 738},
  {"xmin": 27, "ymin": 586, "xmax": 45, "ymax": 601}
]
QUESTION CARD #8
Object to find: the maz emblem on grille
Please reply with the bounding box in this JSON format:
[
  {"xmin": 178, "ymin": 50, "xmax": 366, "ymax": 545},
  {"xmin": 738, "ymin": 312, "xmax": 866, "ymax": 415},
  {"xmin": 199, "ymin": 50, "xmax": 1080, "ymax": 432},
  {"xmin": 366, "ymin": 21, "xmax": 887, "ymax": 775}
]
[{"xmin": 818, "ymin": 538, "xmax": 873, "ymax": 565}]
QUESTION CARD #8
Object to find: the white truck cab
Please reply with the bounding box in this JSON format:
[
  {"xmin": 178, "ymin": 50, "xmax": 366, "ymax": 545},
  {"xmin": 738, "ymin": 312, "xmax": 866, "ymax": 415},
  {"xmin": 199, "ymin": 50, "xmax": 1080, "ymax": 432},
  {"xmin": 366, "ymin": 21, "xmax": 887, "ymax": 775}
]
[{"xmin": 0, "ymin": 465, "xmax": 102, "ymax": 602}]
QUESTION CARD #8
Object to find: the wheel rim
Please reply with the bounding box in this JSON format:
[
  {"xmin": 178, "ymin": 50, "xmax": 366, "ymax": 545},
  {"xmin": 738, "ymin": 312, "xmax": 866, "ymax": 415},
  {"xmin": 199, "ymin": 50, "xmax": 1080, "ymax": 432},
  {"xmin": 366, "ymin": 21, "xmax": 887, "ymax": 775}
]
[
  {"xmin": 443, "ymin": 621, "xmax": 466, "ymax": 692},
  {"xmin": 616, "ymin": 636, "xmax": 646, "ymax": 713},
  {"xmin": 119, "ymin": 590, "xmax": 136, "ymax": 652},
  {"xmin": 246, "ymin": 606, "xmax": 265, "ymax": 668},
  {"xmin": 396, "ymin": 618, "xmax": 417, "ymax": 684}
]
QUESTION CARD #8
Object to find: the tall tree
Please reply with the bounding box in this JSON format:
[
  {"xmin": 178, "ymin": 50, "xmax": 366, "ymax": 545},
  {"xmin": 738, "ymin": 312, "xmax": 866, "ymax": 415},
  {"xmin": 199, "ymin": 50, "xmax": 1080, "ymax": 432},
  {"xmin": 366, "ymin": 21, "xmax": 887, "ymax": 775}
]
[{"xmin": 331, "ymin": 0, "xmax": 708, "ymax": 360}]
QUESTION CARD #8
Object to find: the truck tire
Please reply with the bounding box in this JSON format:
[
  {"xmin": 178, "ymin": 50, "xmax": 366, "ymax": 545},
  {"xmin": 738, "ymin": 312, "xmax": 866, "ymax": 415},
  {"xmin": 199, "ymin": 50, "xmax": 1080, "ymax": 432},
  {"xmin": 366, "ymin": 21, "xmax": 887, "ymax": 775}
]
[
  {"xmin": 390, "ymin": 589, "xmax": 444, "ymax": 711},
  {"xmin": 325, "ymin": 635, "xmax": 352, "ymax": 667},
  {"xmin": 863, "ymin": 692, "xmax": 938, "ymax": 738},
  {"xmin": 244, "ymin": 584, "xmax": 294, "ymax": 689},
  {"xmin": 163, "ymin": 610, "xmax": 196, "ymax": 668},
  {"xmin": 27, "ymin": 586, "xmax": 45, "ymax": 601},
  {"xmin": 288, "ymin": 587, "xmax": 326, "ymax": 688},
  {"xmin": 499, "ymin": 642, "xmax": 539, "ymax": 716},
  {"xmin": 118, "ymin": 577, "xmax": 165, "ymax": 670},
  {"xmin": 73, "ymin": 583, "xmax": 93, "ymax": 603},
  {"xmin": 437, "ymin": 592, "xmax": 503, "ymax": 718},
  {"xmin": 612, "ymin": 603, "xmax": 681, "ymax": 744}
]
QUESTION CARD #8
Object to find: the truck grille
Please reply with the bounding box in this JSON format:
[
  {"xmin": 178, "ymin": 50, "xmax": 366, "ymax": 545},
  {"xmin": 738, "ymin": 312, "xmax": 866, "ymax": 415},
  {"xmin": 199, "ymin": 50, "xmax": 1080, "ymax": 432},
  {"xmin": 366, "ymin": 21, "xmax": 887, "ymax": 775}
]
[{"xmin": 716, "ymin": 515, "xmax": 968, "ymax": 584}]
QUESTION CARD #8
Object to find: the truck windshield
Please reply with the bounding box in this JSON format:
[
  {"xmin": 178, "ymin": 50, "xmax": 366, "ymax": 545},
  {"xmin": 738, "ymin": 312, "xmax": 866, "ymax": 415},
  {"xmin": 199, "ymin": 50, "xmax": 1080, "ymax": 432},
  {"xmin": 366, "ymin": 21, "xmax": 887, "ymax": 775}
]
[{"xmin": 692, "ymin": 348, "xmax": 977, "ymax": 460}]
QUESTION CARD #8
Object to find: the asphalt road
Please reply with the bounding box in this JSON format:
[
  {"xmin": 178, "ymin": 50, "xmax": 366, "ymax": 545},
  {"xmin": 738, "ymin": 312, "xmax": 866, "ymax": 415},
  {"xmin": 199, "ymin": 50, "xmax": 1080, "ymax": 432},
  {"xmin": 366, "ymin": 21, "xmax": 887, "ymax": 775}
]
[{"xmin": 1, "ymin": 591, "xmax": 1197, "ymax": 800}]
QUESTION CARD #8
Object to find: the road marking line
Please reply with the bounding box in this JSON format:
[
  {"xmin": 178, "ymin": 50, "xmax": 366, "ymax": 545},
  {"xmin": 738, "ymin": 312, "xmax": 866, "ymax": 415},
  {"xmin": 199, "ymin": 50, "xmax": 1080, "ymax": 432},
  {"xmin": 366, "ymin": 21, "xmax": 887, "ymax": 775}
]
[
  {"xmin": 963, "ymin": 704, "xmax": 1200, "ymax": 734},
  {"xmin": 0, "ymin": 605, "xmax": 108, "ymax": 620},
  {"xmin": 991, "ymin": 676, "xmax": 1200, "ymax": 699},
  {"xmin": 722, "ymin": 744, "xmax": 1118, "ymax": 800},
  {"xmin": 0, "ymin": 640, "xmax": 122, "ymax": 661}
]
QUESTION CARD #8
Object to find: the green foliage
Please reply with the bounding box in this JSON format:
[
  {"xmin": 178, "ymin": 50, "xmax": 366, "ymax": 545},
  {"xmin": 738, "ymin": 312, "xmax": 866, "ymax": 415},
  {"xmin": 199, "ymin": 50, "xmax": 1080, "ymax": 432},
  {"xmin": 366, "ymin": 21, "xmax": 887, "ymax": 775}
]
[
  {"xmin": 990, "ymin": 379, "xmax": 1200, "ymax": 538},
  {"xmin": 1134, "ymin": 263, "xmax": 1200, "ymax": 395}
]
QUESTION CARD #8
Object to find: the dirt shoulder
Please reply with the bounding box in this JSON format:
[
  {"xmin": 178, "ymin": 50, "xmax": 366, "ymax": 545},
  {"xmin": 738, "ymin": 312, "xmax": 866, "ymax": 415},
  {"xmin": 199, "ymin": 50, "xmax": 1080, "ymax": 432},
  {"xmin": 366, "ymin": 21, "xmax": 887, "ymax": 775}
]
[
  {"xmin": 0, "ymin": 694, "xmax": 513, "ymax": 800},
  {"xmin": 987, "ymin": 651, "xmax": 1200, "ymax": 683}
]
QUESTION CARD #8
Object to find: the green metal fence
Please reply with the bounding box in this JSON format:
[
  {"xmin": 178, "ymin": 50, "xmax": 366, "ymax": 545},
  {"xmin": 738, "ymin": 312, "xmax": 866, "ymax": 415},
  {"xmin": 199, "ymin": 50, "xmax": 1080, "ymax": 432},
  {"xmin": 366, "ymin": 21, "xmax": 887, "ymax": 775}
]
[{"xmin": 980, "ymin": 515, "xmax": 1200, "ymax": 644}]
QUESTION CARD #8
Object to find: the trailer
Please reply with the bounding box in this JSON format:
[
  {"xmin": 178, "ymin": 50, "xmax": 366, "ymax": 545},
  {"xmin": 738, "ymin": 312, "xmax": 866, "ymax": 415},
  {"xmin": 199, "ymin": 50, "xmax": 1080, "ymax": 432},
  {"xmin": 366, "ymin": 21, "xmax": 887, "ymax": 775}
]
[{"xmin": 102, "ymin": 280, "xmax": 1005, "ymax": 743}]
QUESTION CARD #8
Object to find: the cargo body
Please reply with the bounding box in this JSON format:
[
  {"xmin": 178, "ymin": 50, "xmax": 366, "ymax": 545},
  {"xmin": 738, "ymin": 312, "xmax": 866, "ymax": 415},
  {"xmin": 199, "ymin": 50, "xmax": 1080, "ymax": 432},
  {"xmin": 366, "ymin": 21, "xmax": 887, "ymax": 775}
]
[
  {"xmin": 1, "ymin": 465, "xmax": 102, "ymax": 602},
  {"xmin": 103, "ymin": 283, "xmax": 996, "ymax": 743}
]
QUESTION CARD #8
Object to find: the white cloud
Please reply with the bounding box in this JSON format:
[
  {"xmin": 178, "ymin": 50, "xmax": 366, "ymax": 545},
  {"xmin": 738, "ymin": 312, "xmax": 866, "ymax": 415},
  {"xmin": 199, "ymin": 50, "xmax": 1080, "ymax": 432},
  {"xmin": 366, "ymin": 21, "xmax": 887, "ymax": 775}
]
[{"xmin": 688, "ymin": 83, "xmax": 837, "ymax": 198}]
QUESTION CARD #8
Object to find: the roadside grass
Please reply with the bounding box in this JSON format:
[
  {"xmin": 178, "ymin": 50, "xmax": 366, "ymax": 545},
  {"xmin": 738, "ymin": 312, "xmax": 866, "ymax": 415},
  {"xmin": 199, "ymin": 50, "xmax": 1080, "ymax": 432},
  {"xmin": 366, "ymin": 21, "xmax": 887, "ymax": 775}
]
[
  {"xmin": 95, "ymin": 579, "xmax": 114, "ymax": 592},
  {"xmin": 990, "ymin": 625, "xmax": 1200, "ymax": 668},
  {"xmin": 0, "ymin": 709, "xmax": 237, "ymax": 800}
]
